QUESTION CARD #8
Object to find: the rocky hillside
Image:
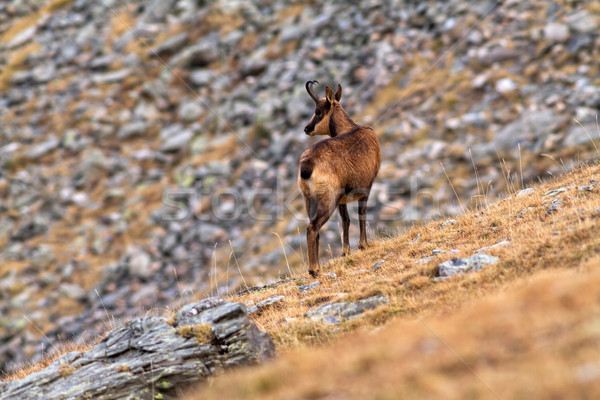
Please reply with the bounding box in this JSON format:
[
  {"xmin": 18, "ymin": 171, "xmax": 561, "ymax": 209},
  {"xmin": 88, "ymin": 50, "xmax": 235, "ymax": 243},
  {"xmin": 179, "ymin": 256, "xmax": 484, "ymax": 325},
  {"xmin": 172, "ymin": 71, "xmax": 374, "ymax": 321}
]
[{"xmin": 0, "ymin": 0, "xmax": 599, "ymax": 374}]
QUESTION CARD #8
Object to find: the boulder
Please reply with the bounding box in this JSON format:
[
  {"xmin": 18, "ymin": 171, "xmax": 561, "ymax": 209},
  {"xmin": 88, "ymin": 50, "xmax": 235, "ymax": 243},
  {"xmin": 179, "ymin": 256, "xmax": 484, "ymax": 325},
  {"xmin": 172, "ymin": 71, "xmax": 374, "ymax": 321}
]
[{"xmin": 1, "ymin": 298, "xmax": 275, "ymax": 400}]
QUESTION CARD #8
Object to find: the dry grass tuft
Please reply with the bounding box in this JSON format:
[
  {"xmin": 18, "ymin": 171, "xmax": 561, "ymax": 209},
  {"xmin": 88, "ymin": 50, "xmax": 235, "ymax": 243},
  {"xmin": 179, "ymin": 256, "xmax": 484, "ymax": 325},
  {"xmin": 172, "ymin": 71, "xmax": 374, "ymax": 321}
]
[{"xmin": 176, "ymin": 324, "xmax": 213, "ymax": 345}]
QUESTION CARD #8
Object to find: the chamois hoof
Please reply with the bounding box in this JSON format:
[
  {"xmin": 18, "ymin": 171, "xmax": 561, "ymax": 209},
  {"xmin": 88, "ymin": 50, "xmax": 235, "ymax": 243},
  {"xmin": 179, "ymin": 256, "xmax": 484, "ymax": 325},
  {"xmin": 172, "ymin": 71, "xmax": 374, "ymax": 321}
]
[{"xmin": 308, "ymin": 268, "xmax": 320, "ymax": 277}]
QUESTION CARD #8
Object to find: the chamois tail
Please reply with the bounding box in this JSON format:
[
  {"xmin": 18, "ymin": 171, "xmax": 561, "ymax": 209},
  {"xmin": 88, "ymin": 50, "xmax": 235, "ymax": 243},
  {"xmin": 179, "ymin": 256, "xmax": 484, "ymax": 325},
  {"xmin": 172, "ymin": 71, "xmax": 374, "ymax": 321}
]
[{"xmin": 300, "ymin": 159, "xmax": 314, "ymax": 180}]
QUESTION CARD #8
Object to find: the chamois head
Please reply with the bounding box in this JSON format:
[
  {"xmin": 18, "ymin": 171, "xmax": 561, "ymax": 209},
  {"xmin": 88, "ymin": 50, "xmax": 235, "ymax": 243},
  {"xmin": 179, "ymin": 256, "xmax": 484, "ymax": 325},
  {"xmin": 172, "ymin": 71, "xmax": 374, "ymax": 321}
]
[{"xmin": 304, "ymin": 80, "xmax": 342, "ymax": 137}]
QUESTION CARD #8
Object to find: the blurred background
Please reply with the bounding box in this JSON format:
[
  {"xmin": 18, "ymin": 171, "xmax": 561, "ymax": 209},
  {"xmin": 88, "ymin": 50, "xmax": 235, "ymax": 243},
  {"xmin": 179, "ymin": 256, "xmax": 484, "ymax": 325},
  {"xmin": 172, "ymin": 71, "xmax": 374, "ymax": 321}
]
[{"xmin": 0, "ymin": 0, "xmax": 598, "ymax": 374}]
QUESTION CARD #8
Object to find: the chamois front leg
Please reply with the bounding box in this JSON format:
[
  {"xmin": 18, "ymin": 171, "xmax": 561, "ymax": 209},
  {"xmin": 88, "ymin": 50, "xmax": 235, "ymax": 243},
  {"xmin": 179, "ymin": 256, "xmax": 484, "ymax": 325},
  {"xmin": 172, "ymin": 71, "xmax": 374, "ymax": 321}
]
[
  {"xmin": 358, "ymin": 196, "xmax": 368, "ymax": 250},
  {"xmin": 338, "ymin": 203, "xmax": 350, "ymax": 256},
  {"xmin": 306, "ymin": 198, "xmax": 335, "ymax": 277}
]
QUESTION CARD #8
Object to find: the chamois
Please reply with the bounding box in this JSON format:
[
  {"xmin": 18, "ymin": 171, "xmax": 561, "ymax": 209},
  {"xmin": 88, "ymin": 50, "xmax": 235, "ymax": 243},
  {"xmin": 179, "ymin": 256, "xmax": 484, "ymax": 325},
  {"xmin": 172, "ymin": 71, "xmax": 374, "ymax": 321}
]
[{"xmin": 298, "ymin": 81, "xmax": 381, "ymax": 276}]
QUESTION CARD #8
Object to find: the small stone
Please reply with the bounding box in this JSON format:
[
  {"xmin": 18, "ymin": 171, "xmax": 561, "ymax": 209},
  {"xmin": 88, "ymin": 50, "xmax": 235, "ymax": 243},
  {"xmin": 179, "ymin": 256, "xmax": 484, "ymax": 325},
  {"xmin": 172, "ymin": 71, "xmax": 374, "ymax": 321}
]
[
  {"xmin": 7, "ymin": 26, "xmax": 36, "ymax": 48},
  {"xmin": 432, "ymin": 249, "xmax": 446, "ymax": 255},
  {"xmin": 91, "ymin": 69, "xmax": 131, "ymax": 84},
  {"xmin": 438, "ymin": 254, "xmax": 499, "ymax": 277},
  {"xmin": 128, "ymin": 249, "xmax": 152, "ymax": 279},
  {"xmin": 543, "ymin": 186, "xmax": 573, "ymax": 197},
  {"xmin": 32, "ymin": 64, "xmax": 56, "ymax": 83},
  {"xmin": 371, "ymin": 261, "xmax": 386, "ymax": 271},
  {"xmin": 257, "ymin": 295, "xmax": 285, "ymax": 309},
  {"xmin": 546, "ymin": 198, "xmax": 563, "ymax": 215},
  {"xmin": 160, "ymin": 127, "xmax": 194, "ymax": 152},
  {"xmin": 299, "ymin": 281, "xmax": 320, "ymax": 293},
  {"xmin": 305, "ymin": 294, "xmax": 388, "ymax": 321},
  {"xmin": 246, "ymin": 305, "xmax": 258, "ymax": 315},
  {"xmin": 566, "ymin": 11, "xmax": 597, "ymax": 34},
  {"xmin": 178, "ymin": 102, "xmax": 203, "ymax": 123},
  {"xmin": 578, "ymin": 185, "xmax": 593, "ymax": 192},
  {"xmin": 353, "ymin": 269, "xmax": 368, "ymax": 275},
  {"xmin": 476, "ymin": 240, "xmax": 511, "ymax": 253},
  {"xmin": 26, "ymin": 137, "xmax": 60, "ymax": 159},
  {"xmin": 496, "ymin": 78, "xmax": 517, "ymax": 94},
  {"xmin": 441, "ymin": 219, "xmax": 458, "ymax": 228},
  {"xmin": 322, "ymin": 315, "xmax": 341, "ymax": 325},
  {"xmin": 544, "ymin": 22, "xmax": 570, "ymax": 42},
  {"xmin": 516, "ymin": 188, "xmax": 535, "ymax": 197},
  {"xmin": 410, "ymin": 233, "xmax": 421, "ymax": 243},
  {"xmin": 118, "ymin": 121, "xmax": 149, "ymax": 139},
  {"xmin": 325, "ymin": 272, "xmax": 337, "ymax": 278},
  {"xmin": 189, "ymin": 70, "xmax": 215, "ymax": 87}
]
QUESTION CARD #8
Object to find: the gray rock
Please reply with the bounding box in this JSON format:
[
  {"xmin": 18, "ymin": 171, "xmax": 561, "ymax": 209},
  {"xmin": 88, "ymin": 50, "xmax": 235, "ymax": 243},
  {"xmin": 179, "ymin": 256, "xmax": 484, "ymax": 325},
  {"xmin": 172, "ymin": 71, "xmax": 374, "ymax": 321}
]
[
  {"xmin": 325, "ymin": 272, "xmax": 337, "ymax": 278},
  {"xmin": 305, "ymin": 294, "xmax": 388, "ymax": 321},
  {"xmin": 170, "ymin": 40, "xmax": 219, "ymax": 68},
  {"xmin": 476, "ymin": 240, "xmax": 511, "ymax": 253},
  {"xmin": 371, "ymin": 260, "xmax": 386, "ymax": 271},
  {"xmin": 546, "ymin": 198, "xmax": 563, "ymax": 215},
  {"xmin": 299, "ymin": 281, "xmax": 320, "ymax": 293},
  {"xmin": 150, "ymin": 32, "xmax": 189, "ymax": 56},
  {"xmin": 117, "ymin": 121, "xmax": 149, "ymax": 139},
  {"xmin": 160, "ymin": 125, "xmax": 194, "ymax": 152},
  {"xmin": 141, "ymin": 0, "xmax": 176, "ymax": 23},
  {"xmin": 26, "ymin": 137, "xmax": 60, "ymax": 159},
  {"xmin": 32, "ymin": 64, "xmax": 56, "ymax": 83},
  {"xmin": 474, "ymin": 110, "xmax": 566, "ymax": 156},
  {"xmin": 88, "ymin": 55, "xmax": 116, "ymax": 71},
  {"xmin": 544, "ymin": 22, "xmax": 570, "ymax": 42},
  {"xmin": 566, "ymin": 10, "xmax": 597, "ymax": 34},
  {"xmin": 7, "ymin": 26, "xmax": 36, "ymax": 48},
  {"xmin": 438, "ymin": 254, "xmax": 499, "ymax": 277},
  {"xmin": 256, "ymin": 295, "xmax": 285, "ymax": 310},
  {"xmin": 239, "ymin": 59, "xmax": 268, "ymax": 78},
  {"xmin": 246, "ymin": 305, "xmax": 259, "ymax": 315},
  {"xmin": 2, "ymin": 298, "xmax": 274, "ymax": 400},
  {"xmin": 516, "ymin": 188, "xmax": 535, "ymax": 197},
  {"xmin": 322, "ymin": 315, "xmax": 341, "ymax": 325},
  {"xmin": 563, "ymin": 122, "xmax": 598, "ymax": 147},
  {"xmin": 178, "ymin": 101, "xmax": 203, "ymax": 123},
  {"xmin": 91, "ymin": 69, "xmax": 131, "ymax": 84},
  {"xmin": 128, "ymin": 248, "xmax": 153, "ymax": 279},
  {"xmin": 496, "ymin": 78, "xmax": 517, "ymax": 94},
  {"xmin": 441, "ymin": 219, "xmax": 458, "ymax": 228},
  {"xmin": 579, "ymin": 185, "xmax": 593, "ymax": 192},
  {"xmin": 189, "ymin": 69, "xmax": 216, "ymax": 87},
  {"xmin": 543, "ymin": 186, "xmax": 572, "ymax": 197}
]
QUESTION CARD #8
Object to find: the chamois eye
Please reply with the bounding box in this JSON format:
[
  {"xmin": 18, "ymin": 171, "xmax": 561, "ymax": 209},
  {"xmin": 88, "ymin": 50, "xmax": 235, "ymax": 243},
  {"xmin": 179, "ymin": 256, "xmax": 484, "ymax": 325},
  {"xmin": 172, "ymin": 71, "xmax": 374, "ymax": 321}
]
[{"xmin": 315, "ymin": 110, "xmax": 322, "ymax": 117}]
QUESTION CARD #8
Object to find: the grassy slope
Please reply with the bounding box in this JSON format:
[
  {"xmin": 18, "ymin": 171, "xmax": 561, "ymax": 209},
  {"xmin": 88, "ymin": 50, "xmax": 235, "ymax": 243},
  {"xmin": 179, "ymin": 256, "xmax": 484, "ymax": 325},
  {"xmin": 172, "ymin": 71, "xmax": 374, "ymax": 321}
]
[{"xmin": 181, "ymin": 162, "xmax": 600, "ymax": 399}]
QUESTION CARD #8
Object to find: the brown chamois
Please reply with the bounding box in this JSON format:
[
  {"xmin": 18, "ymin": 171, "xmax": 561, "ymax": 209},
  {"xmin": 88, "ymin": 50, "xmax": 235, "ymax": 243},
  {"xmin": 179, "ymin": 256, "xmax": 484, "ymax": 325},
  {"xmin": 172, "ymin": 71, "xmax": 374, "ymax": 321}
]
[{"xmin": 298, "ymin": 81, "xmax": 381, "ymax": 276}]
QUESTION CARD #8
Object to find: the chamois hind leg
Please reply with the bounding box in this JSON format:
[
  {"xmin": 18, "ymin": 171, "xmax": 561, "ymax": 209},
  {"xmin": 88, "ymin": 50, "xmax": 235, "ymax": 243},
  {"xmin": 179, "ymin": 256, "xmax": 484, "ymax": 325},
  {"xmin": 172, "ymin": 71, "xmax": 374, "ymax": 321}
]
[
  {"xmin": 358, "ymin": 196, "xmax": 369, "ymax": 250},
  {"xmin": 338, "ymin": 203, "xmax": 350, "ymax": 256},
  {"xmin": 306, "ymin": 198, "xmax": 336, "ymax": 277}
]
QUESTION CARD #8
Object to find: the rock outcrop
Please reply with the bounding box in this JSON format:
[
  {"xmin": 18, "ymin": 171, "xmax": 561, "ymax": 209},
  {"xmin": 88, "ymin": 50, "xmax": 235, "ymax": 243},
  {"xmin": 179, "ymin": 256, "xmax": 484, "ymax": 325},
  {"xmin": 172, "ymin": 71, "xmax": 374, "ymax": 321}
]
[{"xmin": 0, "ymin": 298, "xmax": 274, "ymax": 400}]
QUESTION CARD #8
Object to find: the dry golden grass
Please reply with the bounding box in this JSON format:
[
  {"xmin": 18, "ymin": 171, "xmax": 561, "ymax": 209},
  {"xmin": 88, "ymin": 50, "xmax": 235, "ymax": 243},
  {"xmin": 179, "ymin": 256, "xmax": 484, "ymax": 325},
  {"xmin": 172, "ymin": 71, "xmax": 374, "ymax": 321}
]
[
  {"xmin": 184, "ymin": 264, "xmax": 600, "ymax": 399},
  {"xmin": 0, "ymin": 42, "xmax": 40, "ymax": 91},
  {"xmin": 179, "ymin": 162, "xmax": 600, "ymax": 399}
]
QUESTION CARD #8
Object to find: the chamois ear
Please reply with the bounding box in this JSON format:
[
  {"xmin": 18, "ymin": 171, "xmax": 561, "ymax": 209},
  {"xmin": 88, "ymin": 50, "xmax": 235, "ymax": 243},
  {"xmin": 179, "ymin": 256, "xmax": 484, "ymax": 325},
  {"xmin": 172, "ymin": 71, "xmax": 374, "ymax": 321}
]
[
  {"xmin": 335, "ymin": 84, "xmax": 342, "ymax": 102},
  {"xmin": 325, "ymin": 86, "xmax": 336, "ymax": 105}
]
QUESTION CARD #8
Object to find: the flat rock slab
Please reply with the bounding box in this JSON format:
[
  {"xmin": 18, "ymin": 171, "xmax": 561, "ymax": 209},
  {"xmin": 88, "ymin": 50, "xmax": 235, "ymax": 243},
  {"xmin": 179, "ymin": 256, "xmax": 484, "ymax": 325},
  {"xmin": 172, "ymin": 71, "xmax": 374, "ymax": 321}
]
[
  {"xmin": 305, "ymin": 294, "xmax": 389, "ymax": 322},
  {"xmin": 1, "ymin": 298, "xmax": 275, "ymax": 400},
  {"xmin": 438, "ymin": 254, "xmax": 500, "ymax": 278}
]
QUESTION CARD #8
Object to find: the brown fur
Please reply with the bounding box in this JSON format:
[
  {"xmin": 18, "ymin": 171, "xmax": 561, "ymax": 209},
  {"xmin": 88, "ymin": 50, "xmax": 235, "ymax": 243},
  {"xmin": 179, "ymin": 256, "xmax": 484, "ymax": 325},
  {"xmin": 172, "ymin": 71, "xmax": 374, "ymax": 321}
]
[{"xmin": 299, "ymin": 82, "xmax": 381, "ymax": 276}]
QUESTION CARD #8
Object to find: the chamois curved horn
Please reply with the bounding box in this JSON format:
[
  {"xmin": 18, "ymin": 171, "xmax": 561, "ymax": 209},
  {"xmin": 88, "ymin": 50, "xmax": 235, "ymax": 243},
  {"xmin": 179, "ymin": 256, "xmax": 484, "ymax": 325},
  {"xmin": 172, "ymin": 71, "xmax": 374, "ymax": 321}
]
[{"xmin": 305, "ymin": 80, "xmax": 320, "ymax": 103}]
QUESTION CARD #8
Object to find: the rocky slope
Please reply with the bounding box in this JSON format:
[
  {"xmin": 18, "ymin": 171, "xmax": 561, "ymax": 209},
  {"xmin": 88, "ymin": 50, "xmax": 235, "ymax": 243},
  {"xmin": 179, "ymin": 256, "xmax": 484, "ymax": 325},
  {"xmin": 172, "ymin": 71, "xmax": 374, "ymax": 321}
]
[{"xmin": 0, "ymin": 0, "xmax": 599, "ymax": 373}]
